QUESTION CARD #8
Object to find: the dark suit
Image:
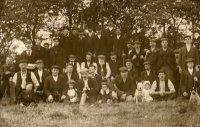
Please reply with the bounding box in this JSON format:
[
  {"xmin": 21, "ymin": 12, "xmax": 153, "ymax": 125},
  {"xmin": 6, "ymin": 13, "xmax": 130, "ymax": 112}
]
[
  {"xmin": 61, "ymin": 36, "xmax": 71, "ymax": 58},
  {"xmin": 112, "ymin": 76, "xmax": 136, "ymax": 96},
  {"xmin": 93, "ymin": 35, "xmax": 107, "ymax": 56},
  {"xmin": 178, "ymin": 46, "xmax": 199, "ymax": 70},
  {"xmin": 90, "ymin": 74, "xmax": 102, "ymax": 91},
  {"xmin": 132, "ymin": 49, "xmax": 145, "ymax": 76},
  {"xmin": 140, "ymin": 70, "xmax": 156, "ymax": 84},
  {"xmin": 32, "ymin": 45, "xmax": 46, "ymax": 61},
  {"xmin": 20, "ymin": 49, "xmax": 38, "ymax": 63},
  {"xmin": 108, "ymin": 60, "xmax": 121, "ymax": 78},
  {"xmin": 34, "ymin": 70, "xmax": 50, "ymax": 91},
  {"xmin": 62, "ymin": 72, "xmax": 79, "ymax": 82},
  {"xmin": 113, "ymin": 35, "xmax": 126, "ymax": 58},
  {"xmin": 85, "ymin": 34, "xmax": 95, "ymax": 53},
  {"xmin": 146, "ymin": 49, "xmax": 159, "ymax": 70},
  {"xmin": 44, "ymin": 75, "xmax": 68, "ymax": 101},
  {"xmin": 49, "ymin": 46, "xmax": 65, "ymax": 69},
  {"xmin": 77, "ymin": 77, "xmax": 99, "ymax": 102}
]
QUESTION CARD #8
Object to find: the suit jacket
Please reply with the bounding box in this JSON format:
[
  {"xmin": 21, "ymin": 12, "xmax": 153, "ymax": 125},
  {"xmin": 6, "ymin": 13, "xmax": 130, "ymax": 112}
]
[
  {"xmin": 178, "ymin": 46, "xmax": 199, "ymax": 70},
  {"xmin": 93, "ymin": 35, "xmax": 108, "ymax": 55},
  {"xmin": 180, "ymin": 69, "xmax": 200, "ymax": 94},
  {"xmin": 146, "ymin": 49, "xmax": 159, "ymax": 70},
  {"xmin": 132, "ymin": 49, "xmax": 145, "ymax": 70},
  {"xmin": 49, "ymin": 46, "xmax": 65, "ymax": 68},
  {"xmin": 90, "ymin": 74, "xmax": 102, "ymax": 91},
  {"xmin": 85, "ymin": 34, "xmax": 95, "ymax": 53},
  {"xmin": 108, "ymin": 60, "xmax": 122, "ymax": 77},
  {"xmin": 61, "ymin": 36, "xmax": 71, "ymax": 57},
  {"xmin": 43, "ymin": 48, "xmax": 50, "ymax": 69},
  {"xmin": 140, "ymin": 70, "xmax": 156, "ymax": 84},
  {"xmin": 34, "ymin": 69, "xmax": 50, "ymax": 91},
  {"xmin": 113, "ymin": 35, "xmax": 126, "ymax": 56},
  {"xmin": 156, "ymin": 48, "xmax": 176, "ymax": 71},
  {"xmin": 20, "ymin": 49, "xmax": 39, "ymax": 63},
  {"xmin": 32, "ymin": 45, "xmax": 46, "ymax": 61},
  {"xmin": 62, "ymin": 72, "xmax": 79, "ymax": 82},
  {"xmin": 112, "ymin": 75, "xmax": 136, "ymax": 95},
  {"xmin": 43, "ymin": 75, "xmax": 68, "ymax": 97},
  {"xmin": 76, "ymin": 77, "xmax": 99, "ymax": 97}
]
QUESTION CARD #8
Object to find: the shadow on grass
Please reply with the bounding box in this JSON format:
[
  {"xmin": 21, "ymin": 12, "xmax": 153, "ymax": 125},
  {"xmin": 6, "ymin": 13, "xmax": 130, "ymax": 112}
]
[{"xmin": 49, "ymin": 111, "xmax": 69, "ymax": 120}]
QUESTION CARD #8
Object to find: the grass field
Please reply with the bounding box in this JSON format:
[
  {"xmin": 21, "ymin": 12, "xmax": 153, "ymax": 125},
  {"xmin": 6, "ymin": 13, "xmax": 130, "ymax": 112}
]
[{"xmin": 0, "ymin": 99, "xmax": 200, "ymax": 127}]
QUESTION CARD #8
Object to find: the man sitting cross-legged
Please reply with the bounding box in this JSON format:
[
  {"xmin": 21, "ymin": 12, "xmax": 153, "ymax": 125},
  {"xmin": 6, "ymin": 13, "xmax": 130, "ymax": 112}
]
[
  {"xmin": 111, "ymin": 67, "xmax": 136, "ymax": 102},
  {"xmin": 44, "ymin": 65, "xmax": 67, "ymax": 103},
  {"xmin": 150, "ymin": 69, "xmax": 176, "ymax": 101}
]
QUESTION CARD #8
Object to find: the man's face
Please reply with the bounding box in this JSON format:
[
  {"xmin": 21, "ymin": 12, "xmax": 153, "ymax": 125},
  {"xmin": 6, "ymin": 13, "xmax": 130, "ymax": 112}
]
[
  {"xmin": 81, "ymin": 72, "xmax": 88, "ymax": 79},
  {"xmin": 126, "ymin": 62, "xmax": 132, "ymax": 69},
  {"xmin": 110, "ymin": 55, "xmax": 117, "ymax": 60},
  {"xmin": 116, "ymin": 29, "xmax": 121, "ymax": 35},
  {"xmin": 53, "ymin": 40, "xmax": 60, "ymax": 46},
  {"xmin": 98, "ymin": 59, "xmax": 105, "ymax": 64},
  {"xmin": 44, "ymin": 44, "xmax": 49, "ymax": 49},
  {"xmin": 150, "ymin": 41, "xmax": 156, "ymax": 48},
  {"xmin": 69, "ymin": 58, "xmax": 75, "ymax": 62},
  {"xmin": 158, "ymin": 73, "xmax": 166, "ymax": 80},
  {"xmin": 144, "ymin": 64, "xmax": 150, "ymax": 70},
  {"xmin": 36, "ymin": 63, "xmax": 44, "ymax": 69},
  {"xmin": 102, "ymin": 85, "xmax": 108, "ymax": 91},
  {"xmin": 96, "ymin": 30, "xmax": 101, "ymax": 35},
  {"xmin": 120, "ymin": 71, "xmax": 128, "ymax": 78},
  {"xmin": 6, "ymin": 57, "xmax": 13, "ymax": 64},
  {"xmin": 25, "ymin": 43, "xmax": 32, "ymax": 49},
  {"xmin": 89, "ymin": 66, "xmax": 96, "ymax": 74},
  {"xmin": 72, "ymin": 30, "xmax": 78, "ymax": 35},
  {"xmin": 63, "ymin": 29, "xmax": 69, "ymax": 36},
  {"xmin": 134, "ymin": 43, "xmax": 141, "ymax": 49},
  {"xmin": 52, "ymin": 68, "xmax": 59, "ymax": 76},
  {"xmin": 86, "ymin": 55, "xmax": 92, "ymax": 61},
  {"xmin": 187, "ymin": 62, "xmax": 194, "ymax": 68},
  {"xmin": 35, "ymin": 39, "xmax": 42, "ymax": 46},
  {"xmin": 127, "ymin": 44, "xmax": 133, "ymax": 50},
  {"xmin": 19, "ymin": 63, "xmax": 28, "ymax": 71},
  {"xmin": 184, "ymin": 37, "xmax": 192, "ymax": 44},
  {"xmin": 79, "ymin": 32, "xmax": 84, "ymax": 38},
  {"xmin": 68, "ymin": 83, "xmax": 74, "ymax": 89},
  {"xmin": 161, "ymin": 40, "xmax": 168, "ymax": 48},
  {"xmin": 66, "ymin": 65, "xmax": 73, "ymax": 73}
]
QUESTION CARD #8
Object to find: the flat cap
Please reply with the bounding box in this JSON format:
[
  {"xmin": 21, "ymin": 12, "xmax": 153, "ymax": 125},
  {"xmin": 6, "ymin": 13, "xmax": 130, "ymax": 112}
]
[
  {"xmin": 161, "ymin": 37, "xmax": 168, "ymax": 41},
  {"xmin": 35, "ymin": 36, "xmax": 43, "ymax": 40},
  {"xmin": 110, "ymin": 51, "xmax": 117, "ymax": 56},
  {"xmin": 185, "ymin": 58, "xmax": 194, "ymax": 63},
  {"xmin": 125, "ymin": 59, "xmax": 132, "ymax": 63},
  {"xmin": 119, "ymin": 66, "xmax": 128, "ymax": 72},
  {"xmin": 51, "ymin": 65, "xmax": 60, "ymax": 69},
  {"xmin": 69, "ymin": 54, "xmax": 76, "ymax": 59},
  {"xmin": 80, "ymin": 68, "xmax": 89, "ymax": 74},
  {"xmin": 68, "ymin": 80, "xmax": 77, "ymax": 85},
  {"xmin": 19, "ymin": 59, "xmax": 28, "ymax": 64},
  {"xmin": 127, "ymin": 40, "xmax": 134, "ymax": 45},
  {"xmin": 53, "ymin": 37, "xmax": 60, "ymax": 41},
  {"xmin": 143, "ymin": 61, "xmax": 151, "ymax": 65},
  {"xmin": 66, "ymin": 63, "xmax": 73, "ymax": 67},
  {"xmin": 97, "ymin": 54, "xmax": 106, "ymax": 59},
  {"xmin": 158, "ymin": 69, "xmax": 166, "ymax": 74},
  {"xmin": 149, "ymin": 38, "xmax": 157, "ymax": 43},
  {"xmin": 134, "ymin": 40, "xmax": 141, "ymax": 44},
  {"xmin": 86, "ymin": 52, "xmax": 93, "ymax": 56},
  {"xmin": 35, "ymin": 59, "xmax": 44, "ymax": 64},
  {"xmin": 184, "ymin": 35, "xmax": 191, "ymax": 39},
  {"xmin": 101, "ymin": 82, "xmax": 108, "ymax": 86}
]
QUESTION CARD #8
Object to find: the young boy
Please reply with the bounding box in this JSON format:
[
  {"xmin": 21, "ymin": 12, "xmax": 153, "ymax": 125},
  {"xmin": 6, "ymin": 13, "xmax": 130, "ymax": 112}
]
[
  {"xmin": 180, "ymin": 58, "xmax": 200, "ymax": 99},
  {"xmin": 18, "ymin": 82, "xmax": 36, "ymax": 106},
  {"xmin": 67, "ymin": 80, "xmax": 78, "ymax": 103},
  {"xmin": 98, "ymin": 82, "xmax": 112, "ymax": 103}
]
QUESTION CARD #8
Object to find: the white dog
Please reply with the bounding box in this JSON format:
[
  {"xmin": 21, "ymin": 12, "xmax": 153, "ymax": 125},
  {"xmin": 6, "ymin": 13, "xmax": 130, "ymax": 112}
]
[
  {"xmin": 189, "ymin": 87, "xmax": 200, "ymax": 105},
  {"xmin": 134, "ymin": 81, "xmax": 153, "ymax": 104}
]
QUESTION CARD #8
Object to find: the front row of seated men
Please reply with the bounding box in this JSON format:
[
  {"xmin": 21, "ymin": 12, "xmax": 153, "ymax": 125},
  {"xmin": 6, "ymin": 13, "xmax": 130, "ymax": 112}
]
[{"xmin": 7, "ymin": 56, "xmax": 200, "ymax": 106}]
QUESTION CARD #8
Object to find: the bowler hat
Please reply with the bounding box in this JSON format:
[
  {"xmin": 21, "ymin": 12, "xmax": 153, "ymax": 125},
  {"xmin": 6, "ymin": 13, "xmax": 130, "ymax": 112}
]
[
  {"xmin": 185, "ymin": 58, "xmax": 194, "ymax": 63},
  {"xmin": 35, "ymin": 59, "xmax": 44, "ymax": 64},
  {"xmin": 19, "ymin": 59, "xmax": 28, "ymax": 64}
]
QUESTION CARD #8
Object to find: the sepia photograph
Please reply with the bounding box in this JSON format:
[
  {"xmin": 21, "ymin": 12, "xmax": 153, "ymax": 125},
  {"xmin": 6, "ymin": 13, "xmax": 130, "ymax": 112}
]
[{"xmin": 0, "ymin": 0, "xmax": 200, "ymax": 126}]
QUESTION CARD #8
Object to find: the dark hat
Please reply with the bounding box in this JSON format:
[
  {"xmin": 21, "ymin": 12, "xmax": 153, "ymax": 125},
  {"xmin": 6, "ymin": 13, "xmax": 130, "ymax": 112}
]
[
  {"xmin": 86, "ymin": 52, "xmax": 93, "ymax": 56},
  {"xmin": 69, "ymin": 54, "xmax": 76, "ymax": 59},
  {"xmin": 184, "ymin": 35, "xmax": 191, "ymax": 39},
  {"xmin": 72, "ymin": 27, "xmax": 79, "ymax": 31},
  {"xmin": 161, "ymin": 38, "xmax": 168, "ymax": 41},
  {"xmin": 35, "ymin": 59, "xmax": 44, "ymax": 64},
  {"xmin": 80, "ymin": 68, "xmax": 89, "ymax": 74},
  {"xmin": 119, "ymin": 66, "xmax": 128, "ymax": 72},
  {"xmin": 125, "ymin": 59, "xmax": 132, "ymax": 63},
  {"xmin": 51, "ymin": 65, "xmax": 60, "ymax": 69},
  {"xmin": 174, "ymin": 49, "xmax": 180, "ymax": 54},
  {"xmin": 158, "ymin": 69, "xmax": 165, "ymax": 74},
  {"xmin": 134, "ymin": 40, "xmax": 141, "ymax": 45},
  {"xmin": 110, "ymin": 51, "xmax": 117, "ymax": 56},
  {"xmin": 68, "ymin": 80, "xmax": 77, "ymax": 85},
  {"xmin": 43, "ymin": 42, "xmax": 49, "ymax": 46},
  {"xmin": 96, "ymin": 26, "xmax": 102, "ymax": 31},
  {"xmin": 24, "ymin": 39, "xmax": 32, "ymax": 44},
  {"xmin": 127, "ymin": 39, "xmax": 134, "ymax": 45},
  {"xmin": 101, "ymin": 82, "xmax": 108, "ymax": 86},
  {"xmin": 19, "ymin": 59, "xmax": 28, "ymax": 64},
  {"xmin": 97, "ymin": 54, "xmax": 106, "ymax": 59},
  {"xmin": 185, "ymin": 58, "xmax": 194, "ymax": 63},
  {"xmin": 143, "ymin": 61, "xmax": 151, "ymax": 65},
  {"xmin": 149, "ymin": 38, "xmax": 157, "ymax": 43},
  {"xmin": 66, "ymin": 63, "xmax": 73, "ymax": 67}
]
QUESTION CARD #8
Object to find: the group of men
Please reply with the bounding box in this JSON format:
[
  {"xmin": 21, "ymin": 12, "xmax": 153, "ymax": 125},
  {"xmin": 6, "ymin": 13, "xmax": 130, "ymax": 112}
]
[{"xmin": 0, "ymin": 24, "xmax": 200, "ymax": 105}]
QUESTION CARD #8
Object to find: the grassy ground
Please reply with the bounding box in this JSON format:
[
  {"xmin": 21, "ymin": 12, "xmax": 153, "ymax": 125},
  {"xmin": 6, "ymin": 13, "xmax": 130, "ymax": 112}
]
[{"xmin": 0, "ymin": 99, "xmax": 200, "ymax": 127}]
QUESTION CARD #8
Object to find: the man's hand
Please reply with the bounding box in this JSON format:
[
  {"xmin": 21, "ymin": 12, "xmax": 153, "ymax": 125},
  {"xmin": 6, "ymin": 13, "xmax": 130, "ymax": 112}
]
[
  {"xmin": 140, "ymin": 55, "xmax": 144, "ymax": 59},
  {"xmin": 48, "ymin": 95, "xmax": 53, "ymax": 103},
  {"xmin": 183, "ymin": 92, "xmax": 188, "ymax": 97},
  {"xmin": 61, "ymin": 95, "xmax": 66, "ymax": 100},
  {"xmin": 194, "ymin": 76, "xmax": 198, "ymax": 82},
  {"xmin": 195, "ymin": 65, "xmax": 200, "ymax": 72},
  {"xmin": 178, "ymin": 66, "xmax": 182, "ymax": 74},
  {"xmin": 132, "ymin": 55, "xmax": 137, "ymax": 60},
  {"xmin": 121, "ymin": 93, "xmax": 127, "ymax": 100}
]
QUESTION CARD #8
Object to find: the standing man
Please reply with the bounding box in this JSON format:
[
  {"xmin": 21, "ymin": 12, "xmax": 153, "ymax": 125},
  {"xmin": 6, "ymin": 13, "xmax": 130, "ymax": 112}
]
[
  {"xmin": 125, "ymin": 39, "xmax": 134, "ymax": 59},
  {"xmin": 60, "ymin": 27, "xmax": 71, "ymax": 58},
  {"xmin": 33, "ymin": 36, "xmax": 45, "ymax": 62},
  {"xmin": 34, "ymin": 60, "xmax": 50, "ymax": 101},
  {"xmin": 12, "ymin": 59, "xmax": 39, "ymax": 103},
  {"xmin": 44, "ymin": 65, "xmax": 67, "ymax": 102},
  {"xmin": 156, "ymin": 38, "xmax": 176, "ymax": 82},
  {"xmin": 178, "ymin": 35, "xmax": 199, "ymax": 72},
  {"xmin": 49, "ymin": 37, "xmax": 65, "ymax": 70},
  {"xmin": 81, "ymin": 52, "xmax": 97, "ymax": 70}
]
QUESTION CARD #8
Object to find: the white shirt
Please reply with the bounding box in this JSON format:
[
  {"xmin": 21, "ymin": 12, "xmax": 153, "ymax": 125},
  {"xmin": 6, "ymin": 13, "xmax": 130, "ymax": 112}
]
[
  {"xmin": 52, "ymin": 75, "xmax": 58, "ymax": 82},
  {"xmin": 97, "ymin": 35, "xmax": 101, "ymax": 39},
  {"xmin": 26, "ymin": 49, "xmax": 32, "ymax": 56},
  {"xmin": 67, "ymin": 73, "xmax": 72, "ymax": 80},
  {"xmin": 188, "ymin": 68, "xmax": 193, "ymax": 75},
  {"xmin": 128, "ymin": 50, "xmax": 132, "ymax": 55},
  {"xmin": 150, "ymin": 80, "xmax": 175, "ymax": 94},
  {"xmin": 83, "ymin": 79, "xmax": 89, "ymax": 88},
  {"xmin": 38, "ymin": 70, "xmax": 43, "ymax": 83},
  {"xmin": 117, "ymin": 35, "xmax": 121, "ymax": 39},
  {"xmin": 186, "ymin": 44, "xmax": 191, "ymax": 52}
]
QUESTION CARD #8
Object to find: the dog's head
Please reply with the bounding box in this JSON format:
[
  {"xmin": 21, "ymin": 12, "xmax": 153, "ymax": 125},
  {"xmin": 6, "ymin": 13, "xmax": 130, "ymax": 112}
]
[
  {"xmin": 137, "ymin": 82, "xmax": 143, "ymax": 91},
  {"xmin": 190, "ymin": 87, "xmax": 197, "ymax": 95}
]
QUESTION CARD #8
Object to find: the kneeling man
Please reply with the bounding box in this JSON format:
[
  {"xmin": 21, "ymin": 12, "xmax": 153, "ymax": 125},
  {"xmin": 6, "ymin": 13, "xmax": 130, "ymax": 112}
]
[
  {"xmin": 150, "ymin": 69, "xmax": 176, "ymax": 101},
  {"xmin": 111, "ymin": 67, "xmax": 136, "ymax": 102},
  {"xmin": 44, "ymin": 65, "xmax": 67, "ymax": 102}
]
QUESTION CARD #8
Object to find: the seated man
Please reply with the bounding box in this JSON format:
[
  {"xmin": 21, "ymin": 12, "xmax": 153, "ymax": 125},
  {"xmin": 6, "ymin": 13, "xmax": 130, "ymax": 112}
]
[
  {"xmin": 111, "ymin": 67, "xmax": 136, "ymax": 102},
  {"xmin": 44, "ymin": 65, "xmax": 67, "ymax": 102},
  {"xmin": 140, "ymin": 61, "xmax": 156, "ymax": 84},
  {"xmin": 180, "ymin": 58, "xmax": 200, "ymax": 99},
  {"xmin": 88, "ymin": 65, "xmax": 102, "ymax": 91},
  {"xmin": 150, "ymin": 69, "xmax": 176, "ymax": 101},
  {"xmin": 77, "ymin": 68, "xmax": 99, "ymax": 104},
  {"xmin": 63, "ymin": 63, "xmax": 79, "ymax": 82}
]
